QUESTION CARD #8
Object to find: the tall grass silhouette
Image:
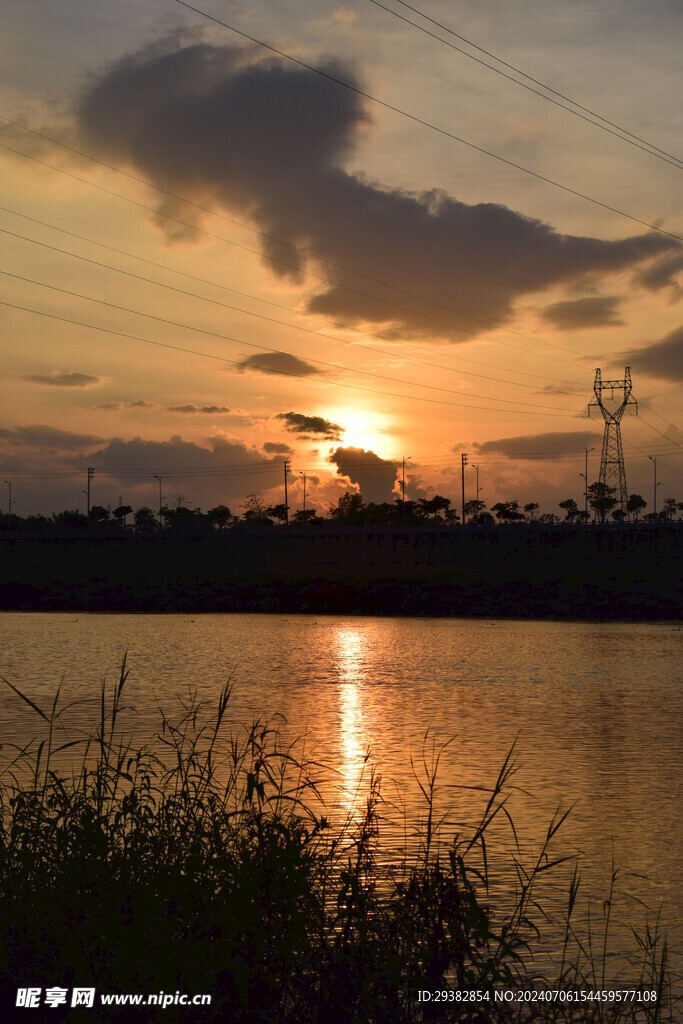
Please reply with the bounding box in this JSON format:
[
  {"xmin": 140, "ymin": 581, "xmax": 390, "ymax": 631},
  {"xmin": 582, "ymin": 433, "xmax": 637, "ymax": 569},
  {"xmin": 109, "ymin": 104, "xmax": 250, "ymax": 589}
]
[{"xmin": 0, "ymin": 657, "xmax": 672, "ymax": 1021}]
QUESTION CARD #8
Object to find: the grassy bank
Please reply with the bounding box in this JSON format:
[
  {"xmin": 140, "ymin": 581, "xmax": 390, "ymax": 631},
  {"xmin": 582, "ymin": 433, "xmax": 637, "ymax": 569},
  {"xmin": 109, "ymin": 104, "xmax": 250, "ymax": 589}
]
[{"xmin": 0, "ymin": 659, "xmax": 673, "ymax": 1022}]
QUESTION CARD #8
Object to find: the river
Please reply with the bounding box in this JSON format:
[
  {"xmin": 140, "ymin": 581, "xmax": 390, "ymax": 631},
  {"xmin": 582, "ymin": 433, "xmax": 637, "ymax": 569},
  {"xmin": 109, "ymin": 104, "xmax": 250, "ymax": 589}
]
[{"xmin": 0, "ymin": 612, "xmax": 680, "ymax": 986}]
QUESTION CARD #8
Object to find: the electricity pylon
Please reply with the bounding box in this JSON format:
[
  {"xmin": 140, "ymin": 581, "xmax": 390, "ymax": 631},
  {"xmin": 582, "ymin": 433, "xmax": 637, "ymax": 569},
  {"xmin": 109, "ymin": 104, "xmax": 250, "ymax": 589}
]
[{"xmin": 588, "ymin": 366, "xmax": 637, "ymax": 512}]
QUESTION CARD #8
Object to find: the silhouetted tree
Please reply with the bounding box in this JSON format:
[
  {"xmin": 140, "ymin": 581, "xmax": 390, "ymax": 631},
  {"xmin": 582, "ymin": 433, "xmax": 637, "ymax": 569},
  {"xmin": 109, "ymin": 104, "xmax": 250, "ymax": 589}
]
[
  {"xmin": 267, "ymin": 503, "xmax": 289, "ymax": 525},
  {"xmin": 361, "ymin": 502, "xmax": 396, "ymax": 525},
  {"xmin": 206, "ymin": 504, "xmax": 232, "ymax": 529},
  {"xmin": 491, "ymin": 501, "xmax": 524, "ymax": 523},
  {"xmin": 662, "ymin": 497, "xmax": 678, "ymax": 521},
  {"xmin": 20, "ymin": 514, "xmax": 52, "ymax": 532},
  {"xmin": 113, "ymin": 504, "xmax": 133, "ymax": 528},
  {"xmin": 587, "ymin": 481, "xmax": 617, "ymax": 524},
  {"xmin": 162, "ymin": 506, "xmax": 201, "ymax": 531},
  {"xmin": 524, "ymin": 502, "xmax": 540, "ymax": 522},
  {"xmin": 626, "ymin": 493, "xmax": 647, "ymax": 521},
  {"xmin": 241, "ymin": 493, "xmax": 272, "ymax": 525},
  {"xmin": 419, "ymin": 495, "xmax": 451, "ymax": 522},
  {"xmin": 558, "ymin": 498, "xmax": 579, "ymax": 522},
  {"xmin": 463, "ymin": 499, "xmax": 485, "ymax": 523},
  {"xmin": 52, "ymin": 510, "xmax": 87, "ymax": 530},
  {"xmin": 89, "ymin": 505, "xmax": 110, "ymax": 527},
  {"xmin": 134, "ymin": 506, "xmax": 157, "ymax": 532},
  {"xmin": 293, "ymin": 508, "xmax": 321, "ymax": 525},
  {"xmin": 328, "ymin": 492, "xmax": 364, "ymax": 523}
]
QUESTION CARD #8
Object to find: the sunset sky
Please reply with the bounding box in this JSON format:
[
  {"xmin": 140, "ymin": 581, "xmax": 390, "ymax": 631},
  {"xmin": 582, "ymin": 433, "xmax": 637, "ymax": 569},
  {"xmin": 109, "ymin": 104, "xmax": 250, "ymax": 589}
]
[{"xmin": 1, "ymin": 0, "xmax": 682, "ymax": 518}]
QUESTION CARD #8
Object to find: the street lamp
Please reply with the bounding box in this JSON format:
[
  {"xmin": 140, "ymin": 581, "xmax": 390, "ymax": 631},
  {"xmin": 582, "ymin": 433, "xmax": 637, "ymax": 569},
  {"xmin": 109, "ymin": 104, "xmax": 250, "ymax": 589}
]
[
  {"xmin": 4, "ymin": 480, "xmax": 12, "ymax": 518},
  {"xmin": 154, "ymin": 474, "xmax": 165, "ymax": 528},
  {"xmin": 648, "ymin": 456, "xmax": 661, "ymax": 518}
]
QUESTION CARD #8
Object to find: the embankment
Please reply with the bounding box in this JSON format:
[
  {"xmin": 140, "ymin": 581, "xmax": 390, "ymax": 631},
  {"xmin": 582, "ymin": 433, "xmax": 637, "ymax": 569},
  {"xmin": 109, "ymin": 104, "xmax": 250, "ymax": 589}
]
[{"xmin": 0, "ymin": 524, "xmax": 680, "ymax": 619}]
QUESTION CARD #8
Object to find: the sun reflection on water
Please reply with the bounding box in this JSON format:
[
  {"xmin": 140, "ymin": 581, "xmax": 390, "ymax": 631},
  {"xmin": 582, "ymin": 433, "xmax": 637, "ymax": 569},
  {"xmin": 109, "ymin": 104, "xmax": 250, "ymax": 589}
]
[{"xmin": 334, "ymin": 627, "xmax": 370, "ymax": 817}]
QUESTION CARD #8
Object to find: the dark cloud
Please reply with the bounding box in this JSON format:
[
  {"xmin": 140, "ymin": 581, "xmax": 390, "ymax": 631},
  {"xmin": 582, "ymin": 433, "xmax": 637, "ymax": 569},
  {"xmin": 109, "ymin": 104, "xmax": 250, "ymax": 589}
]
[
  {"xmin": 88, "ymin": 434, "xmax": 274, "ymax": 473},
  {"xmin": 625, "ymin": 325, "xmax": 683, "ymax": 381},
  {"xmin": 540, "ymin": 296, "xmax": 623, "ymax": 330},
  {"xmin": 633, "ymin": 252, "xmax": 683, "ymax": 297},
  {"xmin": 263, "ymin": 441, "xmax": 293, "ymax": 454},
  {"xmin": 24, "ymin": 371, "xmax": 102, "ymax": 388},
  {"xmin": 473, "ymin": 431, "xmax": 601, "ymax": 457},
  {"xmin": 0, "ymin": 424, "xmax": 104, "ymax": 450},
  {"xmin": 330, "ymin": 446, "xmax": 398, "ymax": 503},
  {"xmin": 78, "ymin": 41, "xmax": 679, "ymax": 341},
  {"xmin": 85, "ymin": 436, "xmax": 283, "ymax": 507},
  {"xmin": 235, "ymin": 352, "xmax": 320, "ymax": 376},
  {"xmin": 277, "ymin": 412, "xmax": 343, "ymax": 440},
  {"xmin": 167, "ymin": 404, "xmax": 232, "ymax": 413},
  {"xmin": 92, "ymin": 400, "xmax": 153, "ymax": 410}
]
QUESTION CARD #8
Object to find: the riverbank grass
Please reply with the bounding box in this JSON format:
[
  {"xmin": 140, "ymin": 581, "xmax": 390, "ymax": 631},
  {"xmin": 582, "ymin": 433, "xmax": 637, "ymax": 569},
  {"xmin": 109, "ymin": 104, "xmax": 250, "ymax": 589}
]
[{"xmin": 0, "ymin": 657, "xmax": 672, "ymax": 1021}]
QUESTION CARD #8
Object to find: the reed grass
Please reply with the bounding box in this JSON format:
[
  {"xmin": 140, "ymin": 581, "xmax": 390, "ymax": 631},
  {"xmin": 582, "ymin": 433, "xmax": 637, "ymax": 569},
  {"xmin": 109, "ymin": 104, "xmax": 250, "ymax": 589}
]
[{"xmin": 0, "ymin": 656, "xmax": 674, "ymax": 1022}]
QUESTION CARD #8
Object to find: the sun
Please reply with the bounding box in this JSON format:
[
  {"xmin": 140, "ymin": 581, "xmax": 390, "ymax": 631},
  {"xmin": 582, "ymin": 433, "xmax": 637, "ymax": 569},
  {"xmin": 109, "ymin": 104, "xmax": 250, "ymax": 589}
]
[{"xmin": 330, "ymin": 408, "xmax": 391, "ymax": 457}]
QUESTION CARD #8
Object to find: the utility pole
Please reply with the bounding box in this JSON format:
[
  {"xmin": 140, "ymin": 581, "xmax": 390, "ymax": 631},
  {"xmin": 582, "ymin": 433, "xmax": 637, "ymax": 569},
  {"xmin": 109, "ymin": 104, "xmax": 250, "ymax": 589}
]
[
  {"xmin": 154, "ymin": 474, "xmax": 164, "ymax": 529},
  {"xmin": 4, "ymin": 479, "xmax": 13, "ymax": 518},
  {"xmin": 402, "ymin": 456, "xmax": 411, "ymax": 517},
  {"xmin": 86, "ymin": 467, "xmax": 95, "ymax": 525},
  {"xmin": 300, "ymin": 471, "xmax": 306, "ymax": 513},
  {"xmin": 648, "ymin": 456, "xmax": 660, "ymax": 518},
  {"xmin": 471, "ymin": 463, "xmax": 479, "ymax": 522},
  {"xmin": 284, "ymin": 459, "xmax": 290, "ymax": 525},
  {"xmin": 461, "ymin": 452, "xmax": 468, "ymax": 525}
]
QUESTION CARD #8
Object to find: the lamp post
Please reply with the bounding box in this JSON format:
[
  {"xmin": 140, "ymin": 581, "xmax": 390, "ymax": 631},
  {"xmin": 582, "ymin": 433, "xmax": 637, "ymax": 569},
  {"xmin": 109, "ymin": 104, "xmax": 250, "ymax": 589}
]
[
  {"xmin": 4, "ymin": 479, "xmax": 12, "ymax": 518},
  {"xmin": 648, "ymin": 456, "xmax": 660, "ymax": 518},
  {"xmin": 154, "ymin": 474, "xmax": 164, "ymax": 528},
  {"xmin": 300, "ymin": 471, "xmax": 306, "ymax": 513},
  {"xmin": 461, "ymin": 452, "xmax": 468, "ymax": 525}
]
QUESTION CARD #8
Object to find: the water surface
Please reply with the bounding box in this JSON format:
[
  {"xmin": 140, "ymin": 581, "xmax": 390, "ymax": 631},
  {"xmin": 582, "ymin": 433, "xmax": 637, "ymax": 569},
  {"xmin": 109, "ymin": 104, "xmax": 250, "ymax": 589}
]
[{"xmin": 1, "ymin": 612, "xmax": 680, "ymax": 974}]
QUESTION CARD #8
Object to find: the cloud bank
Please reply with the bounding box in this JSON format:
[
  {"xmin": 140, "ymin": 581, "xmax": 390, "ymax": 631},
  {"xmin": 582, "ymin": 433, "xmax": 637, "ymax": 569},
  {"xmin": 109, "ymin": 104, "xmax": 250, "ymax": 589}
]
[
  {"xmin": 78, "ymin": 41, "xmax": 679, "ymax": 341},
  {"xmin": 330, "ymin": 446, "xmax": 398, "ymax": 503},
  {"xmin": 473, "ymin": 431, "xmax": 602, "ymax": 456},
  {"xmin": 24, "ymin": 371, "xmax": 102, "ymax": 388},
  {"xmin": 540, "ymin": 297, "xmax": 623, "ymax": 330},
  {"xmin": 235, "ymin": 352, "xmax": 320, "ymax": 376},
  {"xmin": 626, "ymin": 325, "xmax": 683, "ymax": 381}
]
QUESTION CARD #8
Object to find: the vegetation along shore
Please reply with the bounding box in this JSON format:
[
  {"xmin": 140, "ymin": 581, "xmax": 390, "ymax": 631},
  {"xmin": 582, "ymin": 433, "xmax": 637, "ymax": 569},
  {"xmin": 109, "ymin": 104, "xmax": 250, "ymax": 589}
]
[{"xmin": 0, "ymin": 659, "xmax": 675, "ymax": 1021}]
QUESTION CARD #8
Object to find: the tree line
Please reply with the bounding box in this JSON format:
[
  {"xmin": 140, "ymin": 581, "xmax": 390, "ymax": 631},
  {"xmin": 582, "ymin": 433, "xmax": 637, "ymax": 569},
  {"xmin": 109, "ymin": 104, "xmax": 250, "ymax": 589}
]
[{"xmin": 1, "ymin": 481, "xmax": 680, "ymax": 532}]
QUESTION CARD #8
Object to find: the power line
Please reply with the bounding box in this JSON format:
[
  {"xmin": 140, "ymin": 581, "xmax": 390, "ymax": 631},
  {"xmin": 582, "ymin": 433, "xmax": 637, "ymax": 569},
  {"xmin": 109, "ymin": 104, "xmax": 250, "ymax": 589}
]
[
  {"xmin": 173, "ymin": 0, "xmax": 683, "ymax": 243},
  {"xmin": 0, "ymin": 201, "xmax": 592, "ymax": 390},
  {"xmin": 7, "ymin": 446, "xmax": 680, "ymax": 483},
  {"xmin": 0, "ymin": 221, "xmax": 588, "ymax": 399},
  {"xmin": 0, "ymin": 127, "xmax": 620, "ymax": 371},
  {"xmin": 367, "ymin": 0, "xmax": 683, "ymax": 171},
  {"xmin": 0, "ymin": 269, "xmax": 583, "ymax": 414},
  {"xmin": 1, "ymin": 121, "xmax": 638, "ymax": 379},
  {"xmin": 0, "ymin": 298, "xmax": 579, "ymax": 418}
]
